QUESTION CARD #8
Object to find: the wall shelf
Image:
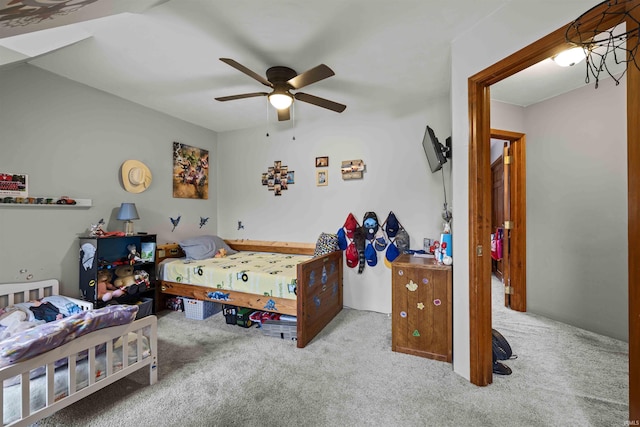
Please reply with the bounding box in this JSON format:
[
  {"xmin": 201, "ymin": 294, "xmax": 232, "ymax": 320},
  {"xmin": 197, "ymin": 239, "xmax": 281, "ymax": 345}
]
[{"xmin": 0, "ymin": 198, "xmax": 92, "ymax": 209}]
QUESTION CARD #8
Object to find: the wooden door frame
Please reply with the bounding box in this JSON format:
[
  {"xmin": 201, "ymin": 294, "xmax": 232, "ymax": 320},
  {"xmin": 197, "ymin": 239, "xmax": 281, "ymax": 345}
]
[
  {"xmin": 490, "ymin": 129, "xmax": 526, "ymax": 312},
  {"xmin": 467, "ymin": 2, "xmax": 639, "ymax": 421}
]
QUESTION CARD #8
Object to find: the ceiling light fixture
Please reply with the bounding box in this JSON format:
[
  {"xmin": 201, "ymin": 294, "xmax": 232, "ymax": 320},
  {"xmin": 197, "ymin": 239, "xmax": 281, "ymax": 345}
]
[
  {"xmin": 268, "ymin": 89, "xmax": 293, "ymax": 110},
  {"xmin": 552, "ymin": 47, "xmax": 586, "ymax": 67}
]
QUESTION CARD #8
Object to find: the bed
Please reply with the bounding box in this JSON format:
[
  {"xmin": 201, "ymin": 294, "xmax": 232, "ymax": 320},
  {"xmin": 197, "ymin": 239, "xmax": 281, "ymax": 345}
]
[
  {"xmin": 0, "ymin": 279, "xmax": 158, "ymax": 427},
  {"xmin": 157, "ymin": 238, "xmax": 343, "ymax": 348}
]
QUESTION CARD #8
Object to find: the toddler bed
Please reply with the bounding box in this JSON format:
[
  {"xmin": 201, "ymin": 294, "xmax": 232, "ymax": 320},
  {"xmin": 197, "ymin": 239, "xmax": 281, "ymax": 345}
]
[
  {"xmin": 0, "ymin": 279, "xmax": 157, "ymax": 427},
  {"xmin": 157, "ymin": 237, "xmax": 343, "ymax": 348}
]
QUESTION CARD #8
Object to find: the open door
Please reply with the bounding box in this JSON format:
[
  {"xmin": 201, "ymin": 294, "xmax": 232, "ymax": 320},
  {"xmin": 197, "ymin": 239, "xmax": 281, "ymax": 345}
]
[
  {"xmin": 490, "ymin": 154, "xmax": 504, "ymax": 281},
  {"xmin": 491, "ymin": 129, "xmax": 526, "ymax": 312},
  {"xmin": 502, "ymin": 143, "xmax": 512, "ymax": 308}
]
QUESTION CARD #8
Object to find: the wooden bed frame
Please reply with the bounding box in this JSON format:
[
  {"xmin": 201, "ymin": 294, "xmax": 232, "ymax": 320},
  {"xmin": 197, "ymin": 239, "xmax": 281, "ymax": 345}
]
[
  {"xmin": 157, "ymin": 239, "xmax": 343, "ymax": 348},
  {"xmin": 0, "ymin": 279, "xmax": 158, "ymax": 427}
]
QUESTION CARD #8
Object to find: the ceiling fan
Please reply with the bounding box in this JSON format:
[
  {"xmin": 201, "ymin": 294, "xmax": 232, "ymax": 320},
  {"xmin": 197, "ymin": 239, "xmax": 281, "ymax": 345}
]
[{"xmin": 215, "ymin": 58, "xmax": 346, "ymax": 121}]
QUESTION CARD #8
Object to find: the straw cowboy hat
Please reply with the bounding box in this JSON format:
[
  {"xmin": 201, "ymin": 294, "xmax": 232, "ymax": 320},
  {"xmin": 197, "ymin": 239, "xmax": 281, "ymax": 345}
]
[{"xmin": 121, "ymin": 160, "xmax": 152, "ymax": 193}]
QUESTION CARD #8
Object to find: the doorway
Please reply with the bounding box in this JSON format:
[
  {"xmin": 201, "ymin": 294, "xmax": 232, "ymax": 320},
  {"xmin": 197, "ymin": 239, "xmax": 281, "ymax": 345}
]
[
  {"xmin": 466, "ymin": 1, "xmax": 639, "ymax": 421},
  {"xmin": 490, "ymin": 129, "xmax": 526, "ymax": 312}
]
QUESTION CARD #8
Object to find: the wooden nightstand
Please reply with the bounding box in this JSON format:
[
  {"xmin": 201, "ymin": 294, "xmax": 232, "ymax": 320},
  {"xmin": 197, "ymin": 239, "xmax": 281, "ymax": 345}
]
[{"xmin": 391, "ymin": 254, "xmax": 452, "ymax": 363}]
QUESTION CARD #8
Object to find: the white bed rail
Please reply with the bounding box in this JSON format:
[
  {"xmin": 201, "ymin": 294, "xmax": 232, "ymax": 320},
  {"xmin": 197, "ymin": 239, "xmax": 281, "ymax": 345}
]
[
  {"xmin": 0, "ymin": 279, "xmax": 93, "ymax": 311},
  {"xmin": 0, "ymin": 315, "xmax": 158, "ymax": 427}
]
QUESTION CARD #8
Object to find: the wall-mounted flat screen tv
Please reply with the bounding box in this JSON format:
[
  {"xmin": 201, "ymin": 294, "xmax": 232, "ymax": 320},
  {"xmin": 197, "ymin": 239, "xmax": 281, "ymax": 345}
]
[{"xmin": 422, "ymin": 125, "xmax": 448, "ymax": 173}]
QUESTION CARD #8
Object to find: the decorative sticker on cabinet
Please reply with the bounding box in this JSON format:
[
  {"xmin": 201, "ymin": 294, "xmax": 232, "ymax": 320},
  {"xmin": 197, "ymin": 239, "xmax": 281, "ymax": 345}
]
[
  {"xmin": 413, "ymin": 329, "xmax": 421, "ymax": 337},
  {"xmin": 433, "ymin": 299, "xmax": 442, "ymax": 306},
  {"xmin": 417, "ymin": 302, "xmax": 425, "ymax": 310},
  {"xmin": 405, "ymin": 280, "xmax": 418, "ymax": 292},
  {"xmin": 400, "ymin": 311, "xmax": 407, "ymax": 318},
  {"xmin": 422, "ymin": 278, "xmax": 429, "ymax": 285},
  {"xmin": 321, "ymin": 266, "xmax": 328, "ymax": 284}
]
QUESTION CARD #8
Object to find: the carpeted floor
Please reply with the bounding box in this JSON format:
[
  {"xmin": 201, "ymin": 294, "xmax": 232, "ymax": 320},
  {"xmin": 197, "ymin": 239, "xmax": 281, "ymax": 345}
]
[{"xmin": 33, "ymin": 277, "xmax": 628, "ymax": 426}]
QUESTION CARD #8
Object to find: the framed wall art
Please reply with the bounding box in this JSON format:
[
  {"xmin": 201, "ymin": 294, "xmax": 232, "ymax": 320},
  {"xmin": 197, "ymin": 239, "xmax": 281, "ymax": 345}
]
[
  {"xmin": 316, "ymin": 170, "xmax": 328, "ymax": 186},
  {"xmin": 262, "ymin": 160, "xmax": 294, "ymax": 196},
  {"xmin": 315, "ymin": 156, "xmax": 329, "ymax": 167},
  {"xmin": 341, "ymin": 159, "xmax": 365, "ymax": 180},
  {"xmin": 0, "ymin": 173, "xmax": 28, "ymax": 197},
  {"xmin": 173, "ymin": 142, "xmax": 209, "ymax": 199}
]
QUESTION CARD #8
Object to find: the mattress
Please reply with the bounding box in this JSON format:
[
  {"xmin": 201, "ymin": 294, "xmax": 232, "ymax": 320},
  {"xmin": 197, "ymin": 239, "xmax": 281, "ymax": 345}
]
[{"xmin": 159, "ymin": 251, "xmax": 311, "ymax": 300}]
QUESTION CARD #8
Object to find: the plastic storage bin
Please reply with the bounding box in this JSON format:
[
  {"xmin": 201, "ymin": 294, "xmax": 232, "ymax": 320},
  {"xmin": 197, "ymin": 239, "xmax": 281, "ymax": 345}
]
[
  {"xmin": 182, "ymin": 297, "xmax": 221, "ymax": 320},
  {"xmin": 262, "ymin": 319, "xmax": 297, "ymax": 340},
  {"xmin": 135, "ymin": 297, "xmax": 154, "ymax": 319}
]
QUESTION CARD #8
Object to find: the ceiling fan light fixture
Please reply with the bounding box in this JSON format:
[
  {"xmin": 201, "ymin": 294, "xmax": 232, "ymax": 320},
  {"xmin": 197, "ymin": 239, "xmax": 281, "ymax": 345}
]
[
  {"xmin": 552, "ymin": 47, "xmax": 586, "ymax": 67},
  {"xmin": 268, "ymin": 92, "xmax": 293, "ymax": 110}
]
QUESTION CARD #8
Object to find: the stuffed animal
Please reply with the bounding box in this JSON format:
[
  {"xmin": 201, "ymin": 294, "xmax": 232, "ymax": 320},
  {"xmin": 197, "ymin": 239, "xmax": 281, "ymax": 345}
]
[
  {"xmin": 97, "ymin": 269, "xmax": 124, "ymax": 302},
  {"xmin": 214, "ymin": 248, "xmax": 227, "ymax": 258},
  {"xmin": 126, "ymin": 244, "xmax": 142, "ymax": 264},
  {"xmin": 113, "ymin": 265, "xmax": 138, "ymax": 294}
]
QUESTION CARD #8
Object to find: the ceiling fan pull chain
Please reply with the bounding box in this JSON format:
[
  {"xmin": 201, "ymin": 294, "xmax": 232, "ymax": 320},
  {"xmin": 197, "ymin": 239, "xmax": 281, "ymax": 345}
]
[
  {"xmin": 265, "ymin": 97, "xmax": 270, "ymax": 138},
  {"xmin": 292, "ymin": 103, "xmax": 296, "ymax": 141}
]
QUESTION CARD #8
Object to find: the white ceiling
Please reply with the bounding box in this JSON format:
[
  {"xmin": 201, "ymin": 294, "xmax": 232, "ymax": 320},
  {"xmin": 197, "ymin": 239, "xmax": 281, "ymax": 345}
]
[{"xmin": 0, "ymin": 0, "xmax": 613, "ymax": 132}]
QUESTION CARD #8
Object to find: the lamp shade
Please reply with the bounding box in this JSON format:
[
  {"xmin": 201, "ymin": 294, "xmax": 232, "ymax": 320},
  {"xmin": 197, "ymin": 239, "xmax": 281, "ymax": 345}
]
[{"xmin": 117, "ymin": 203, "xmax": 139, "ymax": 221}]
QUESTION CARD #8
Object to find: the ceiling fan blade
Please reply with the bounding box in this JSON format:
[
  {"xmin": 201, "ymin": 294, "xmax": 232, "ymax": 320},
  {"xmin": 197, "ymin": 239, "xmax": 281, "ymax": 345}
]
[
  {"xmin": 215, "ymin": 92, "xmax": 268, "ymax": 102},
  {"xmin": 287, "ymin": 64, "xmax": 335, "ymax": 90},
  {"xmin": 277, "ymin": 108, "xmax": 291, "ymax": 121},
  {"xmin": 294, "ymin": 92, "xmax": 346, "ymax": 113},
  {"xmin": 219, "ymin": 58, "xmax": 272, "ymax": 87}
]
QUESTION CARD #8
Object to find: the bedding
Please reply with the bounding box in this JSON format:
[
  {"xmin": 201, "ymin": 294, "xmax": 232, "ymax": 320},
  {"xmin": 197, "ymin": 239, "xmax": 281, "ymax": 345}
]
[
  {"xmin": 157, "ymin": 239, "xmax": 344, "ymax": 348},
  {"xmin": 159, "ymin": 251, "xmax": 311, "ymax": 300},
  {"xmin": 0, "ymin": 304, "xmax": 139, "ymax": 368},
  {"xmin": 0, "ymin": 295, "xmax": 85, "ymax": 341}
]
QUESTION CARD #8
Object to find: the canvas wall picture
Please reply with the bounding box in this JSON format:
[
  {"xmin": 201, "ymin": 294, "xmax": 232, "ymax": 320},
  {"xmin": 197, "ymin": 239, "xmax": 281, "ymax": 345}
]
[{"xmin": 173, "ymin": 142, "xmax": 209, "ymax": 199}]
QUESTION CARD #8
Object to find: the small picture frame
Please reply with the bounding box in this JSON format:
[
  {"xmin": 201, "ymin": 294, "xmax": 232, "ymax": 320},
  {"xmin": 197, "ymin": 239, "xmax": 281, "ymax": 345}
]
[
  {"xmin": 315, "ymin": 156, "xmax": 329, "ymax": 167},
  {"xmin": 316, "ymin": 170, "xmax": 328, "ymax": 186},
  {"xmin": 341, "ymin": 159, "xmax": 365, "ymax": 180}
]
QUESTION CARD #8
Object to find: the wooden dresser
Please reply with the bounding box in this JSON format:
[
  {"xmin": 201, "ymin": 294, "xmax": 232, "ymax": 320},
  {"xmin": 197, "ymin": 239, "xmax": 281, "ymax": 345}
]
[{"xmin": 391, "ymin": 254, "xmax": 452, "ymax": 362}]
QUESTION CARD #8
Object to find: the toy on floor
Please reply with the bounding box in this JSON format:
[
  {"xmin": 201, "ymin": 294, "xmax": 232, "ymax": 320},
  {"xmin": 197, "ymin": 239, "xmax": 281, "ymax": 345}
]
[{"xmin": 97, "ymin": 269, "xmax": 124, "ymax": 302}]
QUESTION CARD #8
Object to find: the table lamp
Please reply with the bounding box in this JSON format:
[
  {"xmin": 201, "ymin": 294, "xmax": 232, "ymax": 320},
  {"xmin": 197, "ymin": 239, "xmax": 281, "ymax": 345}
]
[{"xmin": 117, "ymin": 203, "xmax": 139, "ymax": 236}]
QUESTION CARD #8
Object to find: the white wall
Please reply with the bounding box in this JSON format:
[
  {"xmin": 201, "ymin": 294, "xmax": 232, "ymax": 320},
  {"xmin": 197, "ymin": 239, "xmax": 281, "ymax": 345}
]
[
  {"xmin": 524, "ymin": 75, "xmax": 628, "ymax": 341},
  {"xmin": 490, "ymin": 101, "xmax": 526, "ymax": 162},
  {"xmin": 450, "ymin": 0, "xmax": 603, "ymax": 380},
  {"xmin": 0, "ymin": 64, "xmax": 218, "ymax": 296},
  {"xmin": 216, "ymin": 103, "xmax": 451, "ymax": 313}
]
